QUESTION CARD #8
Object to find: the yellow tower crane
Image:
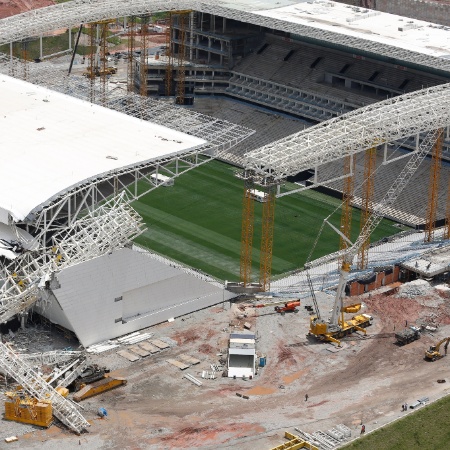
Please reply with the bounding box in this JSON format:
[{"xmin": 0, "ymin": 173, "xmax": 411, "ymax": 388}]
[
  {"xmin": 239, "ymin": 173, "xmax": 277, "ymax": 292},
  {"xmin": 165, "ymin": 10, "xmax": 191, "ymax": 101},
  {"xmin": 165, "ymin": 13, "xmax": 174, "ymax": 96},
  {"xmin": 259, "ymin": 184, "xmax": 276, "ymax": 291},
  {"xmin": 445, "ymin": 180, "xmax": 450, "ymax": 240},
  {"xmin": 127, "ymin": 16, "xmax": 137, "ymax": 94},
  {"xmin": 339, "ymin": 154, "xmax": 355, "ymax": 257},
  {"xmin": 357, "ymin": 145, "xmax": 377, "ymax": 270},
  {"xmin": 425, "ymin": 128, "xmax": 444, "ymax": 242},
  {"xmin": 139, "ymin": 14, "xmax": 151, "ymax": 99},
  {"xmin": 239, "ymin": 178, "xmax": 255, "ymax": 288}
]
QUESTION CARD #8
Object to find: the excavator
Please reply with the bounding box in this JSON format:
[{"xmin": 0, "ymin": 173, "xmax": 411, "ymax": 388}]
[
  {"xmin": 425, "ymin": 337, "xmax": 450, "ymax": 361},
  {"xmin": 241, "ymin": 298, "xmax": 301, "ymax": 315},
  {"xmin": 305, "ymin": 129, "xmax": 442, "ymax": 347}
]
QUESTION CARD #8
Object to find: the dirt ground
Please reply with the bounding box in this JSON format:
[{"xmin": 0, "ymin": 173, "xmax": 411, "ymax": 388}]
[
  {"xmin": 0, "ymin": 0, "xmax": 54, "ymax": 19},
  {"xmin": 3, "ymin": 279, "xmax": 450, "ymax": 449}
]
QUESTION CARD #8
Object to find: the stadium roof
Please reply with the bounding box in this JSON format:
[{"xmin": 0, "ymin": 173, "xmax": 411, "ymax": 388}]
[
  {"xmin": 253, "ymin": 1, "xmax": 450, "ymax": 61},
  {"xmin": 0, "ymin": 74, "xmax": 206, "ymax": 223},
  {"xmin": 0, "ymin": 0, "xmax": 450, "ymax": 74}
]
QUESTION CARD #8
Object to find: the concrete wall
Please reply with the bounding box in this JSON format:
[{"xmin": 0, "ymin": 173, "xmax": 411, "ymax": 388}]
[
  {"xmin": 348, "ymin": 266, "xmax": 400, "ymax": 296},
  {"xmin": 334, "ymin": 0, "xmax": 450, "ymax": 26}
]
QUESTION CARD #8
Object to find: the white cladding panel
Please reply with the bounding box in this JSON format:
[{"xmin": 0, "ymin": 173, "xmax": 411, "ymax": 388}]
[{"xmin": 43, "ymin": 248, "xmax": 233, "ymax": 346}]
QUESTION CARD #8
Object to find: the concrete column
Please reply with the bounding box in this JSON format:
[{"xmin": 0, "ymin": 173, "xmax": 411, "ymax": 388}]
[
  {"xmin": 208, "ymin": 37, "xmax": 211, "ymax": 63},
  {"xmin": 20, "ymin": 314, "xmax": 26, "ymax": 330},
  {"xmin": 189, "ymin": 12, "xmax": 194, "ymax": 60},
  {"xmin": 212, "ymin": 14, "xmax": 215, "ymax": 33}
]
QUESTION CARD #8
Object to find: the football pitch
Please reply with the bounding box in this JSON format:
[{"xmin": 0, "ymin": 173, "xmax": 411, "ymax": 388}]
[{"xmin": 133, "ymin": 160, "xmax": 404, "ymax": 282}]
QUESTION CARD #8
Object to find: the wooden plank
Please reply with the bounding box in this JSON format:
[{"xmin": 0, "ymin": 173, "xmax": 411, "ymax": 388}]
[
  {"xmin": 139, "ymin": 341, "xmax": 160, "ymax": 353},
  {"xmin": 117, "ymin": 350, "xmax": 140, "ymax": 362},
  {"xmin": 129, "ymin": 346, "xmax": 150, "ymax": 357},
  {"xmin": 151, "ymin": 339, "xmax": 170, "ymax": 349},
  {"xmin": 178, "ymin": 354, "xmax": 201, "ymax": 365},
  {"xmin": 166, "ymin": 359, "xmax": 189, "ymax": 370}
]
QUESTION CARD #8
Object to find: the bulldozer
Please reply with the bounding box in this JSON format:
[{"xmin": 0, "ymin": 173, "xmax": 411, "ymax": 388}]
[{"xmin": 425, "ymin": 337, "xmax": 450, "ymax": 361}]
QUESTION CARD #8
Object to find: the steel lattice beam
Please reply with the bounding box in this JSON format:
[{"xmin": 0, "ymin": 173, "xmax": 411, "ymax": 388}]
[{"xmin": 246, "ymin": 83, "xmax": 450, "ymax": 180}]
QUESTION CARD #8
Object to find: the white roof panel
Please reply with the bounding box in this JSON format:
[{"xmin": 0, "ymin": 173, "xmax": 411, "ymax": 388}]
[
  {"xmin": 0, "ymin": 74, "xmax": 206, "ymax": 222},
  {"xmin": 253, "ymin": 1, "xmax": 450, "ymax": 60}
]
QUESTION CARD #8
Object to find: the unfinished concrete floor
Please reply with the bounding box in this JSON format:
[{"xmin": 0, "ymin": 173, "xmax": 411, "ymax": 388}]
[{"xmin": 3, "ymin": 280, "xmax": 450, "ymax": 449}]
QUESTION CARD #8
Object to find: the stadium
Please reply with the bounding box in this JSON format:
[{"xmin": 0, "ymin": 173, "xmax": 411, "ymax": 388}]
[{"xmin": 1, "ymin": 0, "xmax": 450, "ymax": 448}]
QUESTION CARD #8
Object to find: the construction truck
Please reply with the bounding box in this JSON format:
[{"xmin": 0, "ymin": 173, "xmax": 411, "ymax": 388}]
[
  {"xmin": 306, "ymin": 128, "xmax": 442, "ymax": 347},
  {"xmin": 395, "ymin": 326, "xmax": 421, "ymax": 345},
  {"xmin": 425, "ymin": 337, "xmax": 450, "ymax": 361},
  {"xmin": 243, "ymin": 298, "xmax": 301, "ymax": 315}
]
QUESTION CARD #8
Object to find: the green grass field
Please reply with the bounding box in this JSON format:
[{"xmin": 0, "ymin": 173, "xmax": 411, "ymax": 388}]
[
  {"xmin": 133, "ymin": 160, "xmax": 404, "ymax": 282},
  {"xmin": 342, "ymin": 395, "xmax": 450, "ymax": 450}
]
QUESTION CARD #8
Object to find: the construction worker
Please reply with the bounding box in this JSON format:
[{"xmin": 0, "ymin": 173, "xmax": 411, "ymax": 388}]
[
  {"xmin": 305, "ymin": 393, "xmax": 309, "ymax": 401},
  {"xmin": 361, "ymin": 424, "xmax": 366, "ymax": 435}
]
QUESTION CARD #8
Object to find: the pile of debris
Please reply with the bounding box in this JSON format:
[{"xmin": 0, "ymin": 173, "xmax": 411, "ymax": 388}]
[{"xmin": 397, "ymin": 279, "xmax": 432, "ymax": 298}]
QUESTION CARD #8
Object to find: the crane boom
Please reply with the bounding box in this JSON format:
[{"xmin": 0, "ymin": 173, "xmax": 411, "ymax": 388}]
[{"xmin": 309, "ymin": 128, "xmax": 444, "ymax": 344}]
